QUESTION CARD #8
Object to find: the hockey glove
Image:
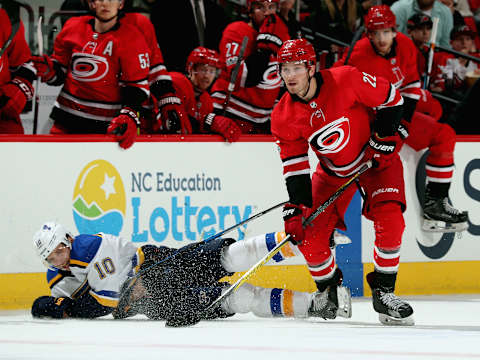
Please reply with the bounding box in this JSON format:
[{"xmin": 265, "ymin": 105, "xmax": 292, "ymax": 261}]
[
  {"xmin": 365, "ymin": 132, "xmax": 401, "ymax": 170},
  {"xmin": 256, "ymin": 14, "xmax": 290, "ymax": 54},
  {"xmin": 107, "ymin": 107, "xmax": 139, "ymax": 150},
  {"xmin": 205, "ymin": 113, "xmax": 242, "ymax": 142},
  {"xmin": 31, "ymin": 296, "xmax": 72, "ymax": 319},
  {"xmin": 32, "ymin": 55, "xmax": 56, "ymax": 83},
  {"xmin": 157, "ymin": 94, "xmax": 192, "ymax": 134},
  {"xmin": 0, "ymin": 78, "xmax": 33, "ymax": 118},
  {"xmin": 397, "ymin": 120, "xmax": 409, "ymax": 140},
  {"xmin": 283, "ymin": 203, "xmax": 305, "ymax": 245}
]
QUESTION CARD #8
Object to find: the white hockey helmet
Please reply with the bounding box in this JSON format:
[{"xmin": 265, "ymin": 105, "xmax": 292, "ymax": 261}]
[{"xmin": 33, "ymin": 221, "xmax": 72, "ymax": 265}]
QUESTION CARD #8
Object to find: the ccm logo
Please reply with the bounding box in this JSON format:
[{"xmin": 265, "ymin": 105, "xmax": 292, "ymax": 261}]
[{"xmin": 372, "ymin": 187, "xmax": 399, "ymax": 198}]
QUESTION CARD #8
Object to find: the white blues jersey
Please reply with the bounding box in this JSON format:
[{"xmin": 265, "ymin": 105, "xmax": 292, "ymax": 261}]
[{"xmin": 47, "ymin": 233, "xmax": 137, "ymax": 308}]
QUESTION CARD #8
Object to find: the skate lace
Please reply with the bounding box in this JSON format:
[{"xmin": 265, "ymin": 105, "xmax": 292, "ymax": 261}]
[
  {"xmin": 443, "ymin": 198, "xmax": 460, "ymax": 215},
  {"xmin": 379, "ymin": 292, "xmax": 406, "ymax": 310}
]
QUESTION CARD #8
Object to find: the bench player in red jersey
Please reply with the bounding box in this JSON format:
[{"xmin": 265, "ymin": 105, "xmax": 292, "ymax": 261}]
[
  {"xmin": 32, "ymin": 0, "xmax": 151, "ymax": 149},
  {"xmin": 0, "ymin": 7, "xmax": 36, "ymax": 133},
  {"xmin": 271, "ymin": 38, "xmax": 414, "ymax": 325},
  {"xmin": 334, "ymin": 5, "xmax": 469, "ymax": 232}
]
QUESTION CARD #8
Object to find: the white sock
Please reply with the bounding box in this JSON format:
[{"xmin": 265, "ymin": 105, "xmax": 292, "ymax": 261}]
[
  {"xmin": 220, "ymin": 232, "xmax": 303, "ymax": 272},
  {"xmin": 221, "ymin": 283, "xmax": 312, "ymax": 318}
]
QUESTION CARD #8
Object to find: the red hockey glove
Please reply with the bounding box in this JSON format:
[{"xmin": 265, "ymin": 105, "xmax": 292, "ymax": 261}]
[
  {"xmin": 283, "ymin": 203, "xmax": 305, "ymax": 245},
  {"xmin": 0, "ymin": 78, "xmax": 33, "ymax": 118},
  {"xmin": 365, "ymin": 132, "xmax": 401, "ymax": 170},
  {"xmin": 32, "ymin": 55, "xmax": 56, "ymax": 83},
  {"xmin": 156, "ymin": 94, "xmax": 192, "ymax": 134},
  {"xmin": 205, "ymin": 113, "xmax": 242, "ymax": 142},
  {"xmin": 107, "ymin": 107, "xmax": 139, "ymax": 150},
  {"xmin": 256, "ymin": 14, "xmax": 290, "ymax": 54}
]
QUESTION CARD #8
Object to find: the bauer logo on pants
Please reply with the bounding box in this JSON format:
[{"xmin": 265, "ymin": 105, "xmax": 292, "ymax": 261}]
[{"xmin": 72, "ymin": 159, "xmax": 126, "ymax": 236}]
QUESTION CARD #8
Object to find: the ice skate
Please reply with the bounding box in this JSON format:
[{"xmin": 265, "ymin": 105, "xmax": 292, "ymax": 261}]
[
  {"xmin": 367, "ymin": 272, "xmax": 414, "ymax": 326},
  {"xmin": 308, "ymin": 285, "xmax": 352, "ymax": 319},
  {"xmin": 423, "ymin": 193, "xmax": 469, "ymax": 233}
]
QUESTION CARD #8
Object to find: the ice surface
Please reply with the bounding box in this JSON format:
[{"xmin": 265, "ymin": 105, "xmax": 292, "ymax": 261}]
[{"xmin": 1, "ymin": 295, "xmax": 479, "ymax": 360}]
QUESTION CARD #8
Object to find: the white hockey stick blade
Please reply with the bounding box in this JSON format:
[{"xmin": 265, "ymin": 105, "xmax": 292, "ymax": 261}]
[{"xmin": 379, "ymin": 313, "xmax": 415, "ymax": 326}]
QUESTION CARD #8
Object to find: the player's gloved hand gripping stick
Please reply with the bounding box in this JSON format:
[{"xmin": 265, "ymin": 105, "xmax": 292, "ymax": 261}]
[{"xmin": 205, "ymin": 160, "xmax": 373, "ymax": 314}]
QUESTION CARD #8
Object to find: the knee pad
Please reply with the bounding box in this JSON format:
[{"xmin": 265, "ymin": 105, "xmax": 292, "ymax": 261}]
[{"xmin": 371, "ymin": 202, "xmax": 405, "ymax": 251}]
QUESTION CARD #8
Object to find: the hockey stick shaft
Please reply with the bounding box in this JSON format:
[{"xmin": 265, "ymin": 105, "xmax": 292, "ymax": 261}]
[
  {"xmin": 343, "ymin": 25, "xmax": 364, "ymax": 66},
  {"xmin": 206, "ymin": 160, "xmax": 372, "ymax": 311},
  {"xmin": 221, "ymin": 36, "xmax": 248, "ymax": 116},
  {"xmin": 33, "ymin": 16, "xmax": 43, "ymax": 135},
  {"xmin": 203, "ymin": 200, "xmax": 287, "ymax": 243},
  {"xmin": 117, "ymin": 200, "xmax": 289, "ymax": 307},
  {"xmin": 0, "ymin": 16, "xmax": 20, "ymax": 57},
  {"xmin": 424, "ymin": 17, "xmax": 439, "ymax": 89}
]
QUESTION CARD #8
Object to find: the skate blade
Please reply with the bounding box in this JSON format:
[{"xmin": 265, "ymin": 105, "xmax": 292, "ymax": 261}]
[
  {"xmin": 336, "ymin": 286, "xmax": 352, "ymax": 318},
  {"xmin": 422, "ymin": 219, "xmax": 468, "ymax": 233},
  {"xmin": 378, "ymin": 313, "xmax": 415, "ymax": 326}
]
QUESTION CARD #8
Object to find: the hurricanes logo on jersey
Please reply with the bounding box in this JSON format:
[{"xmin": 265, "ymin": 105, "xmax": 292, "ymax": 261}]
[
  {"xmin": 308, "ymin": 117, "xmax": 351, "ymax": 154},
  {"xmin": 71, "ymin": 53, "xmax": 109, "ymax": 82},
  {"xmin": 259, "ymin": 63, "xmax": 282, "ymax": 90}
]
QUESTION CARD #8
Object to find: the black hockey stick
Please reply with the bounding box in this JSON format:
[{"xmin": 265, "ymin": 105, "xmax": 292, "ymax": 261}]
[
  {"xmin": 33, "ymin": 16, "xmax": 43, "ymax": 134},
  {"xmin": 116, "ymin": 200, "xmax": 288, "ymax": 307},
  {"xmin": 0, "ymin": 12, "xmax": 20, "ymax": 58},
  {"xmin": 221, "ymin": 35, "xmax": 248, "ymax": 116},
  {"xmin": 205, "ymin": 160, "xmax": 373, "ymax": 313},
  {"xmin": 343, "ymin": 25, "xmax": 364, "ymax": 66}
]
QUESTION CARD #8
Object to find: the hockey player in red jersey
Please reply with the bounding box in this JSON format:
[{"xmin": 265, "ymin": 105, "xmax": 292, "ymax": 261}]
[
  {"xmin": 334, "ymin": 5, "xmax": 468, "ymax": 232},
  {"xmin": 168, "ymin": 47, "xmax": 241, "ymax": 141},
  {"xmin": 32, "ymin": 0, "xmax": 151, "ymax": 149},
  {"xmin": 0, "ymin": 6, "xmax": 36, "ymax": 133},
  {"xmin": 119, "ymin": 10, "xmax": 190, "ymax": 135},
  {"xmin": 272, "ymin": 38, "xmax": 414, "ymax": 325},
  {"xmin": 210, "ymin": 0, "xmax": 290, "ymax": 135}
]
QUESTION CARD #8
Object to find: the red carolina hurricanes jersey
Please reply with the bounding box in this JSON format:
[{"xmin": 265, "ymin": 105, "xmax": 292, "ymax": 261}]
[
  {"xmin": 170, "ymin": 71, "xmax": 213, "ymax": 132},
  {"xmin": 0, "ymin": 9, "xmax": 34, "ymax": 86},
  {"xmin": 271, "ymin": 66, "xmax": 403, "ymax": 180},
  {"xmin": 335, "ymin": 32, "xmax": 421, "ymax": 105},
  {"xmin": 50, "ymin": 16, "xmax": 150, "ymax": 123},
  {"xmin": 121, "ymin": 13, "xmax": 171, "ymax": 87},
  {"xmin": 210, "ymin": 21, "xmax": 286, "ymax": 130}
]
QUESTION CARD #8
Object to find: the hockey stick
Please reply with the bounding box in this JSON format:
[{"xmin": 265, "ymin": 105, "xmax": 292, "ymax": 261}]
[
  {"xmin": 0, "ymin": 12, "xmax": 20, "ymax": 58},
  {"xmin": 423, "ymin": 17, "xmax": 439, "ymax": 89},
  {"xmin": 221, "ymin": 35, "xmax": 248, "ymax": 116},
  {"xmin": 32, "ymin": 16, "xmax": 43, "ymax": 135},
  {"xmin": 343, "ymin": 25, "xmax": 364, "ymax": 66},
  {"xmin": 117, "ymin": 200, "xmax": 288, "ymax": 306},
  {"xmin": 205, "ymin": 160, "xmax": 373, "ymax": 312}
]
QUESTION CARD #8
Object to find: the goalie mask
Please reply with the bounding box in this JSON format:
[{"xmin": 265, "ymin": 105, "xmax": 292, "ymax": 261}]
[{"xmin": 33, "ymin": 221, "xmax": 72, "ymax": 266}]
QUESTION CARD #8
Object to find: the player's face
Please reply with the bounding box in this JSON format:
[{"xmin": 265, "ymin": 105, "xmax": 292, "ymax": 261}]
[
  {"xmin": 46, "ymin": 243, "xmax": 71, "ymax": 270},
  {"xmin": 91, "ymin": 0, "xmax": 123, "ymax": 21},
  {"xmin": 410, "ymin": 26, "xmax": 431, "ymax": 47},
  {"xmin": 190, "ymin": 64, "xmax": 218, "ymax": 91},
  {"xmin": 451, "ymin": 35, "xmax": 475, "ymax": 54},
  {"xmin": 368, "ymin": 28, "xmax": 396, "ymax": 56},
  {"xmin": 251, "ymin": 1, "xmax": 278, "ymax": 26},
  {"xmin": 280, "ymin": 62, "xmax": 313, "ymax": 96}
]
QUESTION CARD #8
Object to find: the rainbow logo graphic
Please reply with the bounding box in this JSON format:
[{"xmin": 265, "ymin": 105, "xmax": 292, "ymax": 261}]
[{"xmin": 72, "ymin": 159, "xmax": 126, "ymax": 235}]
